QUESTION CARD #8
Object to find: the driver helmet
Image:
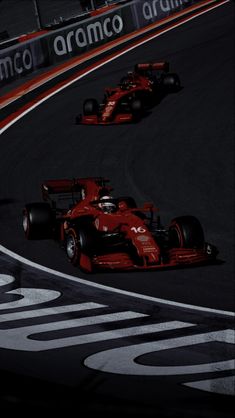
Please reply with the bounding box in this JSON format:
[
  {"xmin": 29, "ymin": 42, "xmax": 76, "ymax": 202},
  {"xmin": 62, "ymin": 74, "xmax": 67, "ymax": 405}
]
[
  {"xmin": 121, "ymin": 73, "xmax": 133, "ymax": 89},
  {"xmin": 98, "ymin": 195, "xmax": 116, "ymax": 213}
]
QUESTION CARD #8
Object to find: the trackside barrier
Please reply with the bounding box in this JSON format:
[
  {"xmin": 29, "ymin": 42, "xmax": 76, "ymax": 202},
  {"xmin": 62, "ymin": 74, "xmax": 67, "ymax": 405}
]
[{"xmin": 0, "ymin": 0, "xmax": 212, "ymax": 88}]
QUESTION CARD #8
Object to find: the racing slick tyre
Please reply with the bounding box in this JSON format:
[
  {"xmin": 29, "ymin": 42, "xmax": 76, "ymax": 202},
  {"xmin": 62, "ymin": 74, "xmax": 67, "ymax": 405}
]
[
  {"xmin": 161, "ymin": 73, "xmax": 181, "ymax": 92},
  {"xmin": 83, "ymin": 98, "xmax": 99, "ymax": 116},
  {"xmin": 23, "ymin": 203, "xmax": 54, "ymax": 240},
  {"xmin": 66, "ymin": 228, "xmax": 82, "ymax": 266},
  {"xmin": 168, "ymin": 216, "xmax": 205, "ymax": 249},
  {"xmin": 66, "ymin": 220, "xmax": 97, "ymax": 268},
  {"xmin": 130, "ymin": 98, "xmax": 143, "ymax": 121}
]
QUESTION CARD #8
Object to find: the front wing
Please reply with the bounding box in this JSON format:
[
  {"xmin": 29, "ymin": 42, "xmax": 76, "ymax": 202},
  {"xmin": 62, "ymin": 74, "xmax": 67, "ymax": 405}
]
[
  {"xmin": 76, "ymin": 113, "xmax": 135, "ymax": 125},
  {"xmin": 87, "ymin": 247, "xmax": 217, "ymax": 272}
]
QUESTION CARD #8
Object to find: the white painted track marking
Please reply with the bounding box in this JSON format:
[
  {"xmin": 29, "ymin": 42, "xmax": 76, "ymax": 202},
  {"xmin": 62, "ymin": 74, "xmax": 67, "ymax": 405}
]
[
  {"xmin": 84, "ymin": 329, "xmax": 235, "ymax": 375},
  {"xmin": 0, "ymin": 245, "xmax": 234, "ymax": 317},
  {"xmin": 0, "ymin": 288, "xmax": 60, "ymax": 310},
  {"xmin": 0, "ymin": 302, "xmax": 106, "ymax": 322},
  {"xmin": 0, "ymin": 274, "xmax": 15, "ymax": 286},
  {"xmin": 184, "ymin": 376, "xmax": 235, "ymax": 395},
  {"xmin": 0, "ymin": 320, "xmax": 191, "ymax": 351}
]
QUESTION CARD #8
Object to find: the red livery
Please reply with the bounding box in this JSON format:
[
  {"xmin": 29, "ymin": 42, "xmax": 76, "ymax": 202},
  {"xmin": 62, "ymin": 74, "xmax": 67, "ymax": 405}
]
[
  {"xmin": 23, "ymin": 177, "xmax": 218, "ymax": 273},
  {"xmin": 76, "ymin": 62, "xmax": 181, "ymax": 125}
]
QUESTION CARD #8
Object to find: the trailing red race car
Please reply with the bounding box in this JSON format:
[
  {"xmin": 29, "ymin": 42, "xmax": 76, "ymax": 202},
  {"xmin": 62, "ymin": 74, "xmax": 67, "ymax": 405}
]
[
  {"xmin": 75, "ymin": 62, "xmax": 181, "ymax": 125},
  {"xmin": 23, "ymin": 177, "xmax": 218, "ymax": 273}
]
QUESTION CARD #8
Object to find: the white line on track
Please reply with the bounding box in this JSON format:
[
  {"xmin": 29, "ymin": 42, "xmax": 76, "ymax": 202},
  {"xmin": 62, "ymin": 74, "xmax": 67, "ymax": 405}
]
[
  {"xmin": 0, "ymin": 0, "xmax": 233, "ymax": 319},
  {"xmin": 0, "ymin": 244, "xmax": 234, "ymax": 317}
]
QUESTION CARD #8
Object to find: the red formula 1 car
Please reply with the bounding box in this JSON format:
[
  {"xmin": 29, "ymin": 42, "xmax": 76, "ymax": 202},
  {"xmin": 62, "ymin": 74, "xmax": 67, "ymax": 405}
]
[
  {"xmin": 23, "ymin": 177, "xmax": 217, "ymax": 273},
  {"xmin": 75, "ymin": 62, "xmax": 180, "ymax": 125}
]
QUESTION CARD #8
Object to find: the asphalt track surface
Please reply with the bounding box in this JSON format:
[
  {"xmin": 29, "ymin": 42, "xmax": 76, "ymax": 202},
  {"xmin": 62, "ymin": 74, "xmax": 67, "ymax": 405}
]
[
  {"xmin": 0, "ymin": 3, "xmax": 234, "ymax": 417},
  {"xmin": 0, "ymin": 2, "xmax": 234, "ymax": 311}
]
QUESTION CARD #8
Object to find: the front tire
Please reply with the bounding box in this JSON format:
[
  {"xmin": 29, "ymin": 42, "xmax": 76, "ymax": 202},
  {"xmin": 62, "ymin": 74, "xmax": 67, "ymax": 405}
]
[
  {"xmin": 130, "ymin": 98, "xmax": 143, "ymax": 120},
  {"xmin": 65, "ymin": 219, "xmax": 97, "ymax": 266},
  {"xmin": 66, "ymin": 228, "xmax": 81, "ymax": 265},
  {"xmin": 66, "ymin": 227, "xmax": 95, "ymax": 272},
  {"xmin": 83, "ymin": 98, "xmax": 98, "ymax": 116},
  {"xmin": 168, "ymin": 216, "xmax": 205, "ymax": 248},
  {"xmin": 161, "ymin": 73, "xmax": 181, "ymax": 92}
]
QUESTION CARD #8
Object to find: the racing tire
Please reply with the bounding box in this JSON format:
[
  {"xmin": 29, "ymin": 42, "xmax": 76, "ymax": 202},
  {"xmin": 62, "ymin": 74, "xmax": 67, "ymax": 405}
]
[
  {"xmin": 130, "ymin": 98, "xmax": 143, "ymax": 121},
  {"xmin": 83, "ymin": 98, "xmax": 99, "ymax": 116},
  {"xmin": 65, "ymin": 219, "xmax": 96, "ymax": 266},
  {"xmin": 66, "ymin": 228, "xmax": 82, "ymax": 266},
  {"xmin": 23, "ymin": 202, "xmax": 54, "ymax": 240},
  {"xmin": 161, "ymin": 73, "xmax": 181, "ymax": 92},
  {"xmin": 168, "ymin": 216, "xmax": 205, "ymax": 249}
]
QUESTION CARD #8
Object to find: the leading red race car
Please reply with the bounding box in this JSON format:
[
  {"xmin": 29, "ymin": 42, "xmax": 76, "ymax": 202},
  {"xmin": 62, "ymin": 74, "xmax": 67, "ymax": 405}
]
[
  {"xmin": 23, "ymin": 177, "xmax": 218, "ymax": 273},
  {"xmin": 76, "ymin": 62, "xmax": 180, "ymax": 125}
]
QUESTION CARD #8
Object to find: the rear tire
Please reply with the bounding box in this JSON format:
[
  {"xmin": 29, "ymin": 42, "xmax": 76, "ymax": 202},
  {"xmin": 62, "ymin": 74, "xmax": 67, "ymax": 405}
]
[
  {"xmin": 169, "ymin": 216, "xmax": 205, "ymax": 248},
  {"xmin": 161, "ymin": 73, "xmax": 181, "ymax": 92},
  {"xmin": 130, "ymin": 98, "xmax": 143, "ymax": 120},
  {"xmin": 83, "ymin": 98, "xmax": 98, "ymax": 116},
  {"xmin": 23, "ymin": 203, "xmax": 53, "ymax": 240}
]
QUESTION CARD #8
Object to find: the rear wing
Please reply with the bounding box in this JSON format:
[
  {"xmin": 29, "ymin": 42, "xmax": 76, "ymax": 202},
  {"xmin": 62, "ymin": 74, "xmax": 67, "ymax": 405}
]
[
  {"xmin": 41, "ymin": 179, "xmax": 83, "ymax": 210},
  {"xmin": 41, "ymin": 177, "xmax": 111, "ymax": 210},
  {"xmin": 42, "ymin": 177, "xmax": 109, "ymax": 195},
  {"xmin": 135, "ymin": 62, "xmax": 169, "ymax": 73},
  {"xmin": 42, "ymin": 179, "xmax": 81, "ymax": 198}
]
